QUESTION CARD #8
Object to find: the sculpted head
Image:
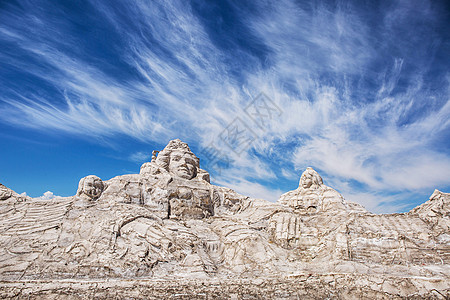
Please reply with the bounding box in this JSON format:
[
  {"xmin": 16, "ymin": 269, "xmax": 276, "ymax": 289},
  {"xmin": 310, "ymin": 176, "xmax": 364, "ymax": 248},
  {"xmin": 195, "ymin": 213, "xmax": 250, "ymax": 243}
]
[
  {"xmin": 155, "ymin": 139, "xmax": 199, "ymax": 180},
  {"xmin": 299, "ymin": 167, "xmax": 323, "ymax": 189},
  {"xmin": 77, "ymin": 175, "xmax": 104, "ymax": 200}
]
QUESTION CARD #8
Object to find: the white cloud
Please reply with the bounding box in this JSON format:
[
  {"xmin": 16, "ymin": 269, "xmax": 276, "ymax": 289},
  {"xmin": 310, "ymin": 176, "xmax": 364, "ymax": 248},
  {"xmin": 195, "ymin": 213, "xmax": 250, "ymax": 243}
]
[
  {"xmin": 129, "ymin": 151, "xmax": 150, "ymax": 163},
  {"xmin": 281, "ymin": 168, "xmax": 297, "ymax": 180},
  {"xmin": 213, "ymin": 177, "xmax": 284, "ymax": 203},
  {"xmin": 37, "ymin": 191, "xmax": 56, "ymax": 200}
]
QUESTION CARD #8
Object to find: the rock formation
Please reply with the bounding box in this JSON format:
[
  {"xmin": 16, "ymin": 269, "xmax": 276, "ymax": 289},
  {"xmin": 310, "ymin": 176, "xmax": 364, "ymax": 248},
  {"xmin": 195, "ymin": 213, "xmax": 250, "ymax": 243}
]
[
  {"xmin": 0, "ymin": 139, "xmax": 448, "ymax": 299},
  {"xmin": 278, "ymin": 167, "xmax": 367, "ymax": 214},
  {"xmin": 0, "ymin": 183, "xmax": 30, "ymax": 202}
]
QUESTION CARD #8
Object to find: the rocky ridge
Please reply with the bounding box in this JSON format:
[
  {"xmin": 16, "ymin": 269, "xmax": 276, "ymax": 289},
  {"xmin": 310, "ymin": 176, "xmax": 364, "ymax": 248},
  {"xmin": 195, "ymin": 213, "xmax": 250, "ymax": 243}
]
[{"xmin": 0, "ymin": 139, "xmax": 449, "ymax": 299}]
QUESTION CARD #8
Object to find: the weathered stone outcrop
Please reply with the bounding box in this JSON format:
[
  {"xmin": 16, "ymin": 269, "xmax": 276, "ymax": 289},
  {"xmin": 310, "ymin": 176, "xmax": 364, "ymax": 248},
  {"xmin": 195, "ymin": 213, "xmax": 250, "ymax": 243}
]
[
  {"xmin": 0, "ymin": 139, "xmax": 448, "ymax": 299},
  {"xmin": 0, "ymin": 183, "xmax": 29, "ymax": 202}
]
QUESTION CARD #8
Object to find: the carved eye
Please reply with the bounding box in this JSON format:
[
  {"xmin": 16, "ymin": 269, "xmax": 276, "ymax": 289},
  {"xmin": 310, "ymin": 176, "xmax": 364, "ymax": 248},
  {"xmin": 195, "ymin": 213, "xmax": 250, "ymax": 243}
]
[{"xmin": 185, "ymin": 158, "xmax": 195, "ymax": 165}]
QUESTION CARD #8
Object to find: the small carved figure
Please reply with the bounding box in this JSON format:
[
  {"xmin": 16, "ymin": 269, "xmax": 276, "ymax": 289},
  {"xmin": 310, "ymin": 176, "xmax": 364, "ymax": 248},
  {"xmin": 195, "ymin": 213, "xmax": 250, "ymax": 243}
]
[
  {"xmin": 151, "ymin": 150, "xmax": 159, "ymax": 162},
  {"xmin": 278, "ymin": 167, "xmax": 353, "ymax": 215},
  {"xmin": 77, "ymin": 175, "xmax": 104, "ymax": 200}
]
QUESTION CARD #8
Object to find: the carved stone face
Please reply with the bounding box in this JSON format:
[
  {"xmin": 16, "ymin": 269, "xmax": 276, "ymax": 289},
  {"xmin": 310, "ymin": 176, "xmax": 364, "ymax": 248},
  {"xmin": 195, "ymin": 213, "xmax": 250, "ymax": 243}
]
[
  {"xmin": 299, "ymin": 168, "xmax": 322, "ymax": 190},
  {"xmin": 78, "ymin": 175, "xmax": 104, "ymax": 200},
  {"xmin": 300, "ymin": 172, "xmax": 313, "ymax": 189},
  {"xmin": 168, "ymin": 150, "xmax": 198, "ymax": 179}
]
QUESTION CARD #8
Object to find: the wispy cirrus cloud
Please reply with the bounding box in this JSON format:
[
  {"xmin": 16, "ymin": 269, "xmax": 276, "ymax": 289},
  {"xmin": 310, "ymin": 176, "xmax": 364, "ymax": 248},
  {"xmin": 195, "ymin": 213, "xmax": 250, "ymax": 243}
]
[
  {"xmin": 0, "ymin": 0, "xmax": 448, "ymax": 212},
  {"xmin": 129, "ymin": 151, "xmax": 150, "ymax": 163}
]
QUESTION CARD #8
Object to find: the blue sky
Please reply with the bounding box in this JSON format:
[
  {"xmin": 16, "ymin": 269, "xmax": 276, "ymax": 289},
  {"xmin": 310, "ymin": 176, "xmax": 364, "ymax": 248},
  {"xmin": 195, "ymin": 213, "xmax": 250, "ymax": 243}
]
[{"xmin": 0, "ymin": 0, "xmax": 449, "ymax": 213}]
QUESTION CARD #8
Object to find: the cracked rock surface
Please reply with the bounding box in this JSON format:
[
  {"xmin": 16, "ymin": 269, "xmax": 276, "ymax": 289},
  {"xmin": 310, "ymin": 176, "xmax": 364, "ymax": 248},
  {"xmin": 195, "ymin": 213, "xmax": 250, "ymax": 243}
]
[{"xmin": 0, "ymin": 139, "xmax": 449, "ymax": 299}]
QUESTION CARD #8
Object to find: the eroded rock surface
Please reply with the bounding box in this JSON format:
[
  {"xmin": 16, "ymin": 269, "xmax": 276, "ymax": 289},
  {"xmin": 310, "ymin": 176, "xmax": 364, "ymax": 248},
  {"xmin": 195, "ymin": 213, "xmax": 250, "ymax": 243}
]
[
  {"xmin": 0, "ymin": 139, "xmax": 448, "ymax": 299},
  {"xmin": 0, "ymin": 183, "xmax": 29, "ymax": 202}
]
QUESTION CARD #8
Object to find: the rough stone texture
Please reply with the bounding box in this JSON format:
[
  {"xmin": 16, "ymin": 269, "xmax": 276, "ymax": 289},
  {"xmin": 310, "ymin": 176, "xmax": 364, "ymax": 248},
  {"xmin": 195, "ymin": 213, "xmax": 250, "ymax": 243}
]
[
  {"xmin": 0, "ymin": 139, "xmax": 449, "ymax": 299},
  {"xmin": 0, "ymin": 183, "xmax": 29, "ymax": 202}
]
